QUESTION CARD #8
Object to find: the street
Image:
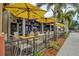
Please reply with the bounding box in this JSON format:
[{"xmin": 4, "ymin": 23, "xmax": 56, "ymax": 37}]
[{"xmin": 57, "ymin": 32, "xmax": 79, "ymax": 56}]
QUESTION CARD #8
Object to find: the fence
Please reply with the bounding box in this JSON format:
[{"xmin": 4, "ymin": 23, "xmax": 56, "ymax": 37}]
[{"xmin": 5, "ymin": 33, "xmax": 54, "ymax": 56}]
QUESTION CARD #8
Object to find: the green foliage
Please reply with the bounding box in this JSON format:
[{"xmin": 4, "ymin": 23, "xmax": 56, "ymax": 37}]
[
  {"xmin": 49, "ymin": 41, "xmax": 60, "ymax": 50},
  {"xmin": 57, "ymin": 9, "xmax": 64, "ymax": 23},
  {"xmin": 63, "ymin": 32, "xmax": 69, "ymax": 39},
  {"xmin": 34, "ymin": 52, "xmax": 44, "ymax": 56},
  {"xmin": 69, "ymin": 20, "xmax": 79, "ymax": 30},
  {"xmin": 64, "ymin": 10, "xmax": 76, "ymax": 27}
]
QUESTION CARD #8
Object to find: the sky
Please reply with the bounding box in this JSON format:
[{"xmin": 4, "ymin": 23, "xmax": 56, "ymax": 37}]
[
  {"xmin": 40, "ymin": 4, "xmax": 53, "ymax": 18},
  {"xmin": 31, "ymin": 3, "xmax": 54, "ymax": 18}
]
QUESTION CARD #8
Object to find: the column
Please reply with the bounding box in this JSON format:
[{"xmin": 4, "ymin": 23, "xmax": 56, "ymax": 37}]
[{"xmin": 23, "ymin": 19, "xmax": 26, "ymax": 36}]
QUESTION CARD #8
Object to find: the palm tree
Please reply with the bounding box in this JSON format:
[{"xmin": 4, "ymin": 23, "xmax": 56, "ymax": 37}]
[
  {"xmin": 64, "ymin": 10, "xmax": 75, "ymax": 32},
  {"xmin": 72, "ymin": 4, "xmax": 79, "ymax": 20},
  {"xmin": 51, "ymin": 3, "xmax": 75, "ymax": 33}
]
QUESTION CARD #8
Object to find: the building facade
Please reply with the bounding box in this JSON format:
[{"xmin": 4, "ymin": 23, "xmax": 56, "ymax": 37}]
[{"xmin": 0, "ymin": 3, "xmax": 3, "ymax": 33}]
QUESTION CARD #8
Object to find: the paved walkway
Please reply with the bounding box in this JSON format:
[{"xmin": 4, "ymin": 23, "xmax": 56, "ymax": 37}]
[{"xmin": 57, "ymin": 32, "xmax": 79, "ymax": 56}]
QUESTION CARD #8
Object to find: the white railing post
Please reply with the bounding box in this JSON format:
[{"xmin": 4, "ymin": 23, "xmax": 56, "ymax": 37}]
[{"xmin": 23, "ymin": 19, "xmax": 25, "ymax": 36}]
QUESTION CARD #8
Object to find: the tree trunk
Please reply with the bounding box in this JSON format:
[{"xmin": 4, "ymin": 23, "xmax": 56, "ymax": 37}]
[
  {"xmin": 63, "ymin": 19, "xmax": 69, "ymax": 33},
  {"xmin": 53, "ymin": 9, "xmax": 57, "ymax": 41},
  {"xmin": 53, "ymin": 23, "xmax": 57, "ymax": 41}
]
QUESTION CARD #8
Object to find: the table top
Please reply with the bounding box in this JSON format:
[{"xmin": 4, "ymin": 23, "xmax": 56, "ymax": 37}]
[
  {"xmin": 14, "ymin": 33, "xmax": 49, "ymax": 40},
  {"xmin": 17, "ymin": 35, "xmax": 34, "ymax": 39}
]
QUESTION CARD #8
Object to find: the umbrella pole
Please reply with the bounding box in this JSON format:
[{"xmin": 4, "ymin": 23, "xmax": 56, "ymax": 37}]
[
  {"xmin": 32, "ymin": 24, "xmax": 33, "ymax": 31},
  {"xmin": 42, "ymin": 23, "xmax": 44, "ymax": 33},
  {"xmin": 28, "ymin": 8, "xmax": 29, "ymax": 21},
  {"xmin": 28, "ymin": 8, "xmax": 30, "ymax": 33},
  {"xmin": 50, "ymin": 25, "xmax": 52, "ymax": 32}
]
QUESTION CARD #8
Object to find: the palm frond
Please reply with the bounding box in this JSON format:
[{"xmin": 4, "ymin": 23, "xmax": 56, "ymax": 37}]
[
  {"xmin": 36, "ymin": 3, "xmax": 46, "ymax": 7},
  {"xmin": 66, "ymin": 10, "xmax": 76, "ymax": 16}
]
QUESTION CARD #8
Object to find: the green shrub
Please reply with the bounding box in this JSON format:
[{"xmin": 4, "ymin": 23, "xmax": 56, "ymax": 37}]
[
  {"xmin": 49, "ymin": 41, "xmax": 60, "ymax": 50},
  {"xmin": 34, "ymin": 52, "xmax": 43, "ymax": 56},
  {"xmin": 63, "ymin": 32, "xmax": 69, "ymax": 39}
]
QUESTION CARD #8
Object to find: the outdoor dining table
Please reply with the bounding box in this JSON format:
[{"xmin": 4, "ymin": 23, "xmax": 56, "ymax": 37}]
[{"xmin": 16, "ymin": 35, "xmax": 34, "ymax": 40}]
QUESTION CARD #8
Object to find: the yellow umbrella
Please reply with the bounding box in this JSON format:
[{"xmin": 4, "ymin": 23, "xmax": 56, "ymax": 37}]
[
  {"xmin": 56, "ymin": 23, "xmax": 64, "ymax": 27},
  {"xmin": 35, "ymin": 17, "xmax": 57, "ymax": 33},
  {"xmin": 50, "ymin": 23, "xmax": 64, "ymax": 27},
  {"xmin": 4, "ymin": 3, "xmax": 47, "ymax": 36},
  {"xmin": 4, "ymin": 3, "xmax": 46, "ymax": 19},
  {"xmin": 36, "ymin": 18, "xmax": 57, "ymax": 23}
]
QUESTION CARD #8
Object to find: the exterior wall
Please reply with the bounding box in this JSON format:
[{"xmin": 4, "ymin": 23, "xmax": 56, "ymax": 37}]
[
  {"xmin": 0, "ymin": 3, "xmax": 5, "ymax": 56},
  {"xmin": 3, "ymin": 11, "xmax": 8, "ymax": 34},
  {"xmin": 3, "ymin": 10, "xmax": 18, "ymax": 36},
  {"xmin": 0, "ymin": 3, "xmax": 3, "ymax": 33}
]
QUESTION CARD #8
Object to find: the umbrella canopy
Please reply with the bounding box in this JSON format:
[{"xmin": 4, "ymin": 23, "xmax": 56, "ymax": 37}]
[
  {"xmin": 4, "ymin": 3, "xmax": 46, "ymax": 19},
  {"xmin": 50, "ymin": 23, "xmax": 64, "ymax": 27},
  {"xmin": 36, "ymin": 18, "xmax": 57, "ymax": 23},
  {"xmin": 35, "ymin": 17, "xmax": 57, "ymax": 33}
]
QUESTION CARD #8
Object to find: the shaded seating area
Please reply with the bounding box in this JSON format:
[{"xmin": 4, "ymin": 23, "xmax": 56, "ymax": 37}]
[
  {"xmin": 3, "ymin": 3, "xmax": 65, "ymax": 56},
  {"xmin": 5, "ymin": 30, "xmax": 55, "ymax": 56}
]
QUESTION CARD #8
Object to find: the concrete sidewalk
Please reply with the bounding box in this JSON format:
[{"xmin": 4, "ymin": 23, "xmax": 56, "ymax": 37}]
[{"xmin": 57, "ymin": 32, "xmax": 79, "ymax": 56}]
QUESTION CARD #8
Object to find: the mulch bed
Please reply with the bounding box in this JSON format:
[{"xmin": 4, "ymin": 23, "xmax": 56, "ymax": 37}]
[{"xmin": 42, "ymin": 36, "xmax": 65, "ymax": 56}]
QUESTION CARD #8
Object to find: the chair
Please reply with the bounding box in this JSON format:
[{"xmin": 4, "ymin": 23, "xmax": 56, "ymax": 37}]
[
  {"xmin": 35, "ymin": 35, "xmax": 44, "ymax": 52},
  {"xmin": 13, "ymin": 36, "xmax": 32, "ymax": 56}
]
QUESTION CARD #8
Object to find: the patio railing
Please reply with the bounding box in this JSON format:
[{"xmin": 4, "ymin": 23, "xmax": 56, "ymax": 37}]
[{"xmin": 5, "ymin": 33, "xmax": 54, "ymax": 56}]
